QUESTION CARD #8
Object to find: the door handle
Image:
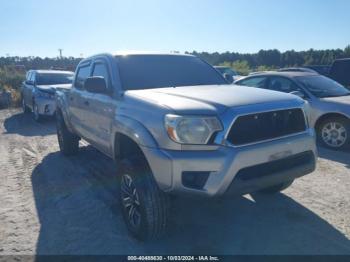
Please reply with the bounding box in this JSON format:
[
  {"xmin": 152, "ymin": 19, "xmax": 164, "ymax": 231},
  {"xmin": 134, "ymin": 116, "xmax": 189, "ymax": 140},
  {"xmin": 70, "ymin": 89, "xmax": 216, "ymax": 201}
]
[
  {"xmin": 84, "ymin": 101, "xmax": 89, "ymax": 106},
  {"xmin": 70, "ymin": 96, "xmax": 74, "ymax": 101}
]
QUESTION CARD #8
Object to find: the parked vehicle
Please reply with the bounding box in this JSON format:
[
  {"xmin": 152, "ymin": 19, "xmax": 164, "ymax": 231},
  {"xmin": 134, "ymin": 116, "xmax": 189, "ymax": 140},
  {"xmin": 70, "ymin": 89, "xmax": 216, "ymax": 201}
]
[
  {"xmin": 235, "ymin": 71, "xmax": 350, "ymax": 150},
  {"xmin": 304, "ymin": 65, "xmax": 331, "ymax": 76},
  {"xmin": 249, "ymin": 71, "xmax": 271, "ymax": 76},
  {"xmin": 56, "ymin": 53, "xmax": 316, "ymax": 240},
  {"xmin": 21, "ymin": 70, "xmax": 74, "ymax": 121},
  {"xmin": 278, "ymin": 67, "xmax": 318, "ymax": 74},
  {"xmin": 329, "ymin": 58, "xmax": 350, "ymax": 89},
  {"xmin": 214, "ymin": 66, "xmax": 242, "ymax": 82}
]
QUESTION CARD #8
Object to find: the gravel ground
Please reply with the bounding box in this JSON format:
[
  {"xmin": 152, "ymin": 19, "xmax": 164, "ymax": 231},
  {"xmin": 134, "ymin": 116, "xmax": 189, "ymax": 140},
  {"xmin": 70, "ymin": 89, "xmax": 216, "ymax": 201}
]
[{"xmin": 0, "ymin": 108, "xmax": 349, "ymax": 255}]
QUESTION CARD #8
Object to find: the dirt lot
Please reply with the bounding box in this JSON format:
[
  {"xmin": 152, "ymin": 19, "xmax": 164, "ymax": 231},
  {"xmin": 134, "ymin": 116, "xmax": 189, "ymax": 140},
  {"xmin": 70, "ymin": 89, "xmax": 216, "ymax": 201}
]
[{"xmin": 0, "ymin": 108, "xmax": 349, "ymax": 255}]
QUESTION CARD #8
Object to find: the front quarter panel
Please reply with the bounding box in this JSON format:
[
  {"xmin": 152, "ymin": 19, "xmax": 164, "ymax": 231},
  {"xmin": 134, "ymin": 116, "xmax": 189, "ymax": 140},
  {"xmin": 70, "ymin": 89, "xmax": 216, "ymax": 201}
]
[
  {"xmin": 55, "ymin": 90, "xmax": 75, "ymax": 132},
  {"xmin": 308, "ymin": 98, "xmax": 350, "ymax": 127},
  {"xmin": 111, "ymin": 115, "xmax": 158, "ymax": 150}
]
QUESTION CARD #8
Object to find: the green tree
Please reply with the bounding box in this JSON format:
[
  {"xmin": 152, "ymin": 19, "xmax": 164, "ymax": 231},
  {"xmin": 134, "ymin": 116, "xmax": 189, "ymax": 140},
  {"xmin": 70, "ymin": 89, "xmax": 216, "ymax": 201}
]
[
  {"xmin": 345, "ymin": 45, "xmax": 350, "ymax": 57},
  {"xmin": 231, "ymin": 60, "xmax": 250, "ymax": 75}
]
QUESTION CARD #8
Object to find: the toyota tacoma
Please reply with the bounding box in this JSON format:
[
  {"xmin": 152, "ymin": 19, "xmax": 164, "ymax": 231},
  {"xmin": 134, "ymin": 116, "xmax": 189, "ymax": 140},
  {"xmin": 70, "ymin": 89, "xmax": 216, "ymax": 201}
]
[{"xmin": 55, "ymin": 52, "xmax": 317, "ymax": 240}]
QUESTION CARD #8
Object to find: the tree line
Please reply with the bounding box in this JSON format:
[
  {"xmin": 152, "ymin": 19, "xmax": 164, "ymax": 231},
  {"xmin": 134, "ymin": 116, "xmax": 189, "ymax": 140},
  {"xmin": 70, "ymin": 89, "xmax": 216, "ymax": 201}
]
[
  {"xmin": 188, "ymin": 45, "xmax": 350, "ymax": 69},
  {"xmin": 0, "ymin": 47, "xmax": 349, "ymax": 106},
  {"xmin": 1, "ymin": 45, "xmax": 350, "ymax": 72},
  {"xmin": 0, "ymin": 56, "xmax": 82, "ymax": 72}
]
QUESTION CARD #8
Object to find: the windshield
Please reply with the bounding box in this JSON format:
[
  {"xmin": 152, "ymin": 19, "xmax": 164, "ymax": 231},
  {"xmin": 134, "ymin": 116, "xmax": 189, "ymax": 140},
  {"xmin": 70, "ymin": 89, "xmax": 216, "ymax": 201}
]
[
  {"xmin": 36, "ymin": 73, "xmax": 74, "ymax": 85},
  {"xmin": 297, "ymin": 75, "xmax": 350, "ymax": 98},
  {"xmin": 116, "ymin": 55, "xmax": 226, "ymax": 90}
]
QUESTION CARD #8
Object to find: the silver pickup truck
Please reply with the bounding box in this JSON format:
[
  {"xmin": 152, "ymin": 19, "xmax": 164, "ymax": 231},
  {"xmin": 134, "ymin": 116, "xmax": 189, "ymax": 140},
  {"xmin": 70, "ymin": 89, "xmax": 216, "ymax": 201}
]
[{"xmin": 55, "ymin": 52, "xmax": 317, "ymax": 240}]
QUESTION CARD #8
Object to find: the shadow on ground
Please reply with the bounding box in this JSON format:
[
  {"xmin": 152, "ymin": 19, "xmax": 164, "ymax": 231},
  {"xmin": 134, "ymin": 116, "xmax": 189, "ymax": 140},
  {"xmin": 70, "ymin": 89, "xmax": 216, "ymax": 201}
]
[
  {"xmin": 3, "ymin": 112, "xmax": 55, "ymax": 136},
  {"xmin": 318, "ymin": 147, "xmax": 350, "ymax": 169},
  {"xmin": 31, "ymin": 146, "xmax": 350, "ymax": 255}
]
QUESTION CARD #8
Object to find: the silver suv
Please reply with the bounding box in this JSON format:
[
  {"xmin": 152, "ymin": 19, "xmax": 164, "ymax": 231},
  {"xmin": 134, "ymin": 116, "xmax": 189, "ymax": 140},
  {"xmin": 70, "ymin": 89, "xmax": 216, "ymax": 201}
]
[{"xmin": 55, "ymin": 53, "xmax": 317, "ymax": 240}]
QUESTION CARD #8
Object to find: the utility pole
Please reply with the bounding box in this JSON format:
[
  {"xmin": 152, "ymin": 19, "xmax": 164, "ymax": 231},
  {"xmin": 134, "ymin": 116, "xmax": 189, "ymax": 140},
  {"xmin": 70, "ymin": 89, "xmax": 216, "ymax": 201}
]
[{"xmin": 58, "ymin": 49, "xmax": 63, "ymax": 59}]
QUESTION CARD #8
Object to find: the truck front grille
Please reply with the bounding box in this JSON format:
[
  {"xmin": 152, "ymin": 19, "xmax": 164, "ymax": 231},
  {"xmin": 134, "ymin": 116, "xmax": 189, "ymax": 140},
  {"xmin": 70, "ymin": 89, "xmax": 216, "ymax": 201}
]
[{"xmin": 226, "ymin": 108, "xmax": 306, "ymax": 146}]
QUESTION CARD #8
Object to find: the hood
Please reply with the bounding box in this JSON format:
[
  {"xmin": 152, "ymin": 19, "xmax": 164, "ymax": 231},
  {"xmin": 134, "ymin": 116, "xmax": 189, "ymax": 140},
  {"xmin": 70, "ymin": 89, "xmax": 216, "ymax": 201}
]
[
  {"xmin": 125, "ymin": 84, "xmax": 302, "ymax": 115},
  {"xmin": 37, "ymin": 84, "xmax": 72, "ymax": 93},
  {"xmin": 321, "ymin": 95, "xmax": 350, "ymax": 105}
]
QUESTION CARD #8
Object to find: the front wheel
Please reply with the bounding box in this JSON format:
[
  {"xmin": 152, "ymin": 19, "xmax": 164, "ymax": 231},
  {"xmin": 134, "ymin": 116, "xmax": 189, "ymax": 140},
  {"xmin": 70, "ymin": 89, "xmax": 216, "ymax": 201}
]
[
  {"xmin": 56, "ymin": 110, "xmax": 79, "ymax": 156},
  {"xmin": 317, "ymin": 116, "xmax": 350, "ymax": 150},
  {"xmin": 22, "ymin": 97, "xmax": 30, "ymax": 113},
  {"xmin": 33, "ymin": 102, "xmax": 42, "ymax": 122},
  {"xmin": 118, "ymin": 157, "xmax": 170, "ymax": 241}
]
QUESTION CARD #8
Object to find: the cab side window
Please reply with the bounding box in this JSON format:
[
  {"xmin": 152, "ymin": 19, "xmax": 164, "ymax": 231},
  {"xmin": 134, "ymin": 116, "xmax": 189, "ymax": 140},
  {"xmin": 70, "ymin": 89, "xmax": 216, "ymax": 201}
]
[
  {"xmin": 30, "ymin": 72, "xmax": 36, "ymax": 83},
  {"xmin": 75, "ymin": 65, "xmax": 91, "ymax": 89},
  {"xmin": 237, "ymin": 77, "xmax": 268, "ymax": 89},
  {"xmin": 268, "ymin": 77, "xmax": 304, "ymax": 93},
  {"xmin": 92, "ymin": 63, "xmax": 109, "ymax": 88},
  {"xmin": 26, "ymin": 72, "xmax": 32, "ymax": 81}
]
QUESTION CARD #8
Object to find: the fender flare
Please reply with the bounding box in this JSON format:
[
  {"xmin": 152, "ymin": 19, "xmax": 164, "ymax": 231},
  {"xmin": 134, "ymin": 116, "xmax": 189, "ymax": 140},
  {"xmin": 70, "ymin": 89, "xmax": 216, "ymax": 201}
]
[
  {"xmin": 55, "ymin": 92, "xmax": 75, "ymax": 132},
  {"xmin": 111, "ymin": 115, "xmax": 158, "ymax": 159}
]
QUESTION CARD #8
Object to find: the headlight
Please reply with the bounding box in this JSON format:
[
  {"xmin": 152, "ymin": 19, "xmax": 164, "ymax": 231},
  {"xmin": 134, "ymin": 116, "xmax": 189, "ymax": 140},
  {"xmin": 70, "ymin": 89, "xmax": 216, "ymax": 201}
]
[{"xmin": 165, "ymin": 114, "xmax": 223, "ymax": 144}]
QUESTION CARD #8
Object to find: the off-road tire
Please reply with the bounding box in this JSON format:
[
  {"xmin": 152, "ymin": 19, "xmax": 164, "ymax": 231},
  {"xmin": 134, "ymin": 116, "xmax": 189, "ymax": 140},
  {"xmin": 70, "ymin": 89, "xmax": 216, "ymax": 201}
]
[
  {"xmin": 118, "ymin": 156, "xmax": 170, "ymax": 241},
  {"xmin": 56, "ymin": 110, "xmax": 79, "ymax": 156}
]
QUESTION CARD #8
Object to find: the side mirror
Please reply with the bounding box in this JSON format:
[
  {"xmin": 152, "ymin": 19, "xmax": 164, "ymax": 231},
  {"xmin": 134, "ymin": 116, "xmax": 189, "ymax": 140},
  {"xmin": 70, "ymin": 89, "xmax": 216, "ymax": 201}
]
[
  {"xmin": 84, "ymin": 76, "xmax": 109, "ymax": 94},
  {"xmin": 290, "ymin": 90, "xmax": 305, "ymax": 99},
  {"xmin": 223, "ymin": 73, "xmax": 234, "ymax": 84},
  {"xmin": 25, "ymin": 80, "xmax": 34, "ymax": 85}
]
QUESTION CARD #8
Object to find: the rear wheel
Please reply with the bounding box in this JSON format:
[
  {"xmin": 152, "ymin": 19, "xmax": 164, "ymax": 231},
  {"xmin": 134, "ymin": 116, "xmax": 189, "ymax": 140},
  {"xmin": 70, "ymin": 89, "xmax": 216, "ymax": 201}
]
[
  {"xmin": 118, "ymin": 157, "xmax": 170, "ymax": 241},
  {"xmin": 56, "ymin": 110, "xmax": 79, "ymax": 156},
  {"xmin": 317, "ymin": 116, "xmax": 350, "ymax": 150},
  {"xmin": 259, "ymin": 180, "xmax": 294, "ymax": 194}
]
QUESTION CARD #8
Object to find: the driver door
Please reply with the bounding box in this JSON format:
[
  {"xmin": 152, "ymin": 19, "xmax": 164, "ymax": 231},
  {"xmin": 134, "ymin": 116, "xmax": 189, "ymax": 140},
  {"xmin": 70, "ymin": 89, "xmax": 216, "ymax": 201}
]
[
  {"xmin": 84, "ymin": 59, "xmax": 116, "ymax": 156},
  {"xmin": 68, "ymin": 63, "xmax": 92, "ymax": 138}
]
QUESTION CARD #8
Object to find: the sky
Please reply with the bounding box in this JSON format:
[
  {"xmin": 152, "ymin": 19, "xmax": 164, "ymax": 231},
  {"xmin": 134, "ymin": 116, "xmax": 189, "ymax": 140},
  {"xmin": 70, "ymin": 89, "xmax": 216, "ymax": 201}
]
[{"xmin": 1, "ymin": 0, "xmax": 349, "ymax": 57}]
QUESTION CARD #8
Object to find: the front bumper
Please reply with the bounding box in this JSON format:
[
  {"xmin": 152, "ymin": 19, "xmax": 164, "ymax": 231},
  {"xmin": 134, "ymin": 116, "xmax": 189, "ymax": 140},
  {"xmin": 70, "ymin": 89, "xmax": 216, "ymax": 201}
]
[
  {"xmin": 35, "ymin": 97, "xmax": 56, "ymax": 116},
  {"xmin": 142, "ymin": 128, "xmax": 317, "ymax": 197}
]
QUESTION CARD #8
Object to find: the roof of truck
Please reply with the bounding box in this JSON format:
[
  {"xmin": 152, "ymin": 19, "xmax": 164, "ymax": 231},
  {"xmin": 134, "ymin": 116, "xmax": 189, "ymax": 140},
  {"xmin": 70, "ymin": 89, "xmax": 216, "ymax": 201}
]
[
  {"xmin": 112, "ymin": 51, "xmax": 194, "ymax": 57},
  {"xmin": 80, "ymin": 52, "xmax": 196, "ymax": 63}
]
